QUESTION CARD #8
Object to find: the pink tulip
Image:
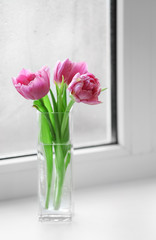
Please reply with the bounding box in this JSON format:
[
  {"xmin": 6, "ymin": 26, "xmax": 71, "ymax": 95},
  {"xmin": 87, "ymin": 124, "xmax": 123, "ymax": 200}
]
[
  {"xmin": 68, "ymin": 72, "xmax": 102, "ymax": 105},
  {"xmin": 53, "ymin": 58, "xmax": 88, "ymax": 85},
  {"xmin": 12, "ymin": 66, "xmax": 50, "ymax": 100}
]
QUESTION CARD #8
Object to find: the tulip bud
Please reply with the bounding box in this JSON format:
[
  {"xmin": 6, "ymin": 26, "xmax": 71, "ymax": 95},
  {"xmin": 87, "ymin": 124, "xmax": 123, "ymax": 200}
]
[
  {"xmin": 68, "ymin": 72, "xmax": 102, "ymax": 105},
  {"xmin": 12, "ymin": 66, "xmax": 50, "ymax": 100},
  {"xmin": 53, "ymin": 58, "xmax": 88, "ymax": 85}
]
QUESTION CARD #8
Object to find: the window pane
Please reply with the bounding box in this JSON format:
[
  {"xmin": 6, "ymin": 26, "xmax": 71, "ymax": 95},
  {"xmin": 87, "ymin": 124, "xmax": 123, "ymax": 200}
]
[{"xmin": 0, "ymin": 0, "xmax": 113, "ymax": 157}]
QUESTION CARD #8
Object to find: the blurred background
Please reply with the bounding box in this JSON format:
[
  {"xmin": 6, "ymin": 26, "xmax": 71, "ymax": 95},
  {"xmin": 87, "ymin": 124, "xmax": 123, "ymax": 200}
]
[
  {"xmin": 0, "ymin": 0, "xmax": 156, "ymax": 239},
  {"xmin": 0, "ymin": 0, "xmax": 113, "ymax": 158}
]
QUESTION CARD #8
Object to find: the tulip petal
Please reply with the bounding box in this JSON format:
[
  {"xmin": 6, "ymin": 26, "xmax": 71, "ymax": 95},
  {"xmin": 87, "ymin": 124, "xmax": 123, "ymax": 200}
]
[
  {"xmin": 67, "ymin": 62, "xmax": 88, "ymax": 85},
  {"xmin": 16, "ymin": 75, "xmax": 30, "ymax": 85},
  {"xmin": 28, "ymin": 76, "xmax": 50, "ymax": 99},
  {"xmin": 68, "ymin": 73, "xmax": 81, "ymax": 91},
  {"xmin": 53, "ymin": 61, "xmax": 62, "ymax": 82},
  {"xmin": 19, "ymin": 68, "xmax": 31, "ymax": 77},
  {"xmin": 20, "ymin": 84, "xmax": 35, "ymax": 99},
  {"xmin": 81, "ymin": 99, "xmax": 102, "ymax": 105},
  {"xmin": 78, "ymin": 90, "xmax": 92, "ymax": 100}
]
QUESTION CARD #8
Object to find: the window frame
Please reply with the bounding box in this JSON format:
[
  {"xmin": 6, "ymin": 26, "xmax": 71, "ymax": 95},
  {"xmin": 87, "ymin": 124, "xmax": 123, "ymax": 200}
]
[{"xmin": 0, "ymin": 0, "xmax": 156, "ymax": 200}]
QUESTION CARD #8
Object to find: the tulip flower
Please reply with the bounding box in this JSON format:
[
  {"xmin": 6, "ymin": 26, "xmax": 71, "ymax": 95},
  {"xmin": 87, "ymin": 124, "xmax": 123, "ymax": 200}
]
[
  {"xmin": 12, "ymin": 66, "xmax": 50, "ymax": 100},
  {"xmin": 53, "ymin": 58, "xmax": 88, "ymax": 85},
  {"xmin": 68, "ymin": 72, "xmax": 102, "ymax": 105}
]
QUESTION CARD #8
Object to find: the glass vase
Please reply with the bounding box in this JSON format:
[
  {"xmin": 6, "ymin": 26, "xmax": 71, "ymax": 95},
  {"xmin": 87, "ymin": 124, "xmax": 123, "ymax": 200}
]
[{"xmin": 37, "ymin": 111, "xmax": 73, "ymax": 222}]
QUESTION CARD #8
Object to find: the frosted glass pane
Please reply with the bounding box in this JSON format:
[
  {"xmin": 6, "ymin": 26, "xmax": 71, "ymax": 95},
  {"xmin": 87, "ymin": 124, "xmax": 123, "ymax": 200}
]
[{"xmin": 0, "ymin": 0, "xmax": 111, "ymax": 157}]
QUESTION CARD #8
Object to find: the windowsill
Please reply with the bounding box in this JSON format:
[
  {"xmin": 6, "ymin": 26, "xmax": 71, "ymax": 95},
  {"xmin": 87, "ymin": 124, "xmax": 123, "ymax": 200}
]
[
  {"xmin": 0, "ymin": 144, "xmax": 156, "ymax": 201},
  {"xmin": 0, "ymin": 178, "xmax": 156, "ymax": 240}
]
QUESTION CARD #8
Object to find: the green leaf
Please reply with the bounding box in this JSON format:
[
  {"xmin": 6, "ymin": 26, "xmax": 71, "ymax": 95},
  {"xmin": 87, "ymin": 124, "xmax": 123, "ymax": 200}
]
[
  {"xmin": 69, "ymin": 94, "xmax": 75, "ymax": 101},
  {"xmin": 50, "ymin": 89, "xmax": 58, "ymax": 112},
  {"xmin": 55, "ymin": 83, "xmax": 60, "ymax": 100},
  {"xmin": 62, "ymin": 84, "xmax": 67, "ymax": 111},
  {"xmin": 56, "ymin": 85, "xmax": 63, "ymax": 113},
  {"xmin": 42, "ymin": 95, "xmax": 53, "ymax": 113},
  {"xmin": 42, "ymin": 95, "xmax": 56, "ymax": 133},
  {"xmin": 60, "ymin": 76, "xmax": 65, "ymax": 95},
  {"xmin": 39, "ymin": 112, "xmax": 52, "ymax": 144},
  {"xmin": 65, "ymin": 151, "xmax": 71, "ymax": 171},
  {"xmin": 33, "ymin": 100, "xmax": 47, "ymax": 113},
  {"xmin": 66, "ymin": 99, "xmax": 75, "ymax": 112},
  {"xmin": 55, "ymin": 83, "xmax": 63, "ymax": 129},
  {"xmin": 49, "ymin": 89, "xmax": 60, "ymax": 142},
  {"xmin": 101, "ymin": 88, "xmax": 107, "ymax": 92},
  {"xmin": 61, "ymin": 99, "xmax": 75, "ymax": 138},
  {"xmin": 63, "ymin": 122, "xmax": 70, "ymax": 142},
  {"xmin": 50, "ymin": 88, "xmax": 62, "ymax": 142},
  {"xmin": 33, "ymin": 99, "xmax": 56, "ymax": 142}
]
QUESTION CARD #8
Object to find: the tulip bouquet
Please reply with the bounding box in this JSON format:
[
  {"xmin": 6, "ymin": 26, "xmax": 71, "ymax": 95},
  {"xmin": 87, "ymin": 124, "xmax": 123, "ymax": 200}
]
[{"xmin": 12, "ymin": 58, "xmax": 106, "ymax": 213}]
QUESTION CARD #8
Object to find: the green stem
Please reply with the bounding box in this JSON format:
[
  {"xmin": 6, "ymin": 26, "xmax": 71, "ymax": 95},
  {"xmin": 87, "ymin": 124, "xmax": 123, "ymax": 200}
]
[
  {"xmin": 44, "ymin": 145, "xmax": 53, "ymax": 209},
  {"xmin": 54, "ymin": 175, "xmax": 64, "ymax": 210},
  {"xmin": 45, "ymin": 182, "xmax": 51, "ymax": 209},
  {"xmin": 65, "ymin": 149, "xmax": 71, "ymax": 171},
  {"xmin": 53, "ymin": 144, "xmax": 65, "ymax": 209},
  {"xmin": 49, "ymin": 89, "xmax": 60, "ymax": 142},
  {"xmin": 56, "ymin": 84, "xmax": 63, "ymax": 127}
]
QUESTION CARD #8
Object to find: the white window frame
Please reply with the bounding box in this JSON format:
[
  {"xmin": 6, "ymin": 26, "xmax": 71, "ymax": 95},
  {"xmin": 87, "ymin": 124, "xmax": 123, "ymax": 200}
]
[{"xmin": 0, "ymin": 0, "xmax": 156, "ymax": 200}]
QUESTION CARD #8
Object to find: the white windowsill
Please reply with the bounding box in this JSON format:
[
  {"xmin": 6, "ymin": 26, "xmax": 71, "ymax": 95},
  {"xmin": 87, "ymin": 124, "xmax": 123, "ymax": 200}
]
[
  {"xmin": 0, "ymin": 143, "xmax": 156, "ymax": 201},
  {"xmin": 0, "ymin": 178, "xmax": 156, "ymax": 240}
]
